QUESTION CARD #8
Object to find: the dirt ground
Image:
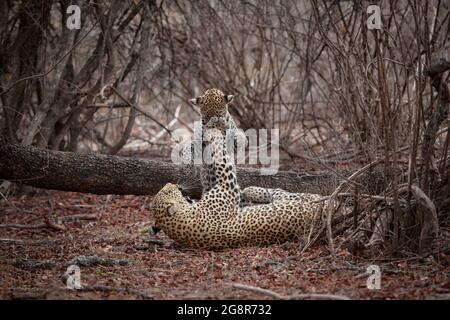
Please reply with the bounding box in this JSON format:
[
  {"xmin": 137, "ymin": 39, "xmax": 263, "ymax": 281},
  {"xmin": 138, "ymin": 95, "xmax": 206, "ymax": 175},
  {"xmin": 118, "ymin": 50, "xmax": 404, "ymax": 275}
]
[{"xmin": 0, "ymin": 190, "xmax": 449, "ymax": 300}]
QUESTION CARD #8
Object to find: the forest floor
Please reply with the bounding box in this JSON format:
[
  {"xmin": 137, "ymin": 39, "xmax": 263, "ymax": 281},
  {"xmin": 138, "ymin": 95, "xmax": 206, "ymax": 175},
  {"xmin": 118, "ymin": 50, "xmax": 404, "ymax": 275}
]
[{"xmin": 0, "ymin": 190, "xmax": 449, "ymax": 300}]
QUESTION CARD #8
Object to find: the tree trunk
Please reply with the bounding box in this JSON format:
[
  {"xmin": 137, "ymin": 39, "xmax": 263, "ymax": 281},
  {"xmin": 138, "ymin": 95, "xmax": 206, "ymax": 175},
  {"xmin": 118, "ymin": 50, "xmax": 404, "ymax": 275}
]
[{"xmin": 0, "ymin": 139, "xmax": 339, "ymax": 197}]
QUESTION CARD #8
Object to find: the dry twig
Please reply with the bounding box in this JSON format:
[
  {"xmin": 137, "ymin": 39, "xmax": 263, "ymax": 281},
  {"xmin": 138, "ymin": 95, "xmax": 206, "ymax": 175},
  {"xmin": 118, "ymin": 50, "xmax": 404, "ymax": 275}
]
[
  {"xmin": 0, "ymin": 214, "xmax": 97, "ymax": 231},
  {"xmin": 229, "ymin": 283, "xmax": 350, "ymax": 300}
]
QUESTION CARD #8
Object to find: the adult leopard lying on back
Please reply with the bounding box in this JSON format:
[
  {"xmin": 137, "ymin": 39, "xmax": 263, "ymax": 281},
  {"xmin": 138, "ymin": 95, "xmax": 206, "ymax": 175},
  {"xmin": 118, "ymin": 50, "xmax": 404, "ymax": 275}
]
[{"xmin": 152, "ymin": 116, "xmax": 349, "ymax": 249}]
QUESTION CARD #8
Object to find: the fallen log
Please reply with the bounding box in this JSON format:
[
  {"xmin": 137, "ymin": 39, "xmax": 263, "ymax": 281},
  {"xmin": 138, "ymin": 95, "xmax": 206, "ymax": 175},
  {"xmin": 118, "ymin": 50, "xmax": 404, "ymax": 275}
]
[{"xmin": 0, "ymin": 139, "xmax": 344, "ymax": 197}]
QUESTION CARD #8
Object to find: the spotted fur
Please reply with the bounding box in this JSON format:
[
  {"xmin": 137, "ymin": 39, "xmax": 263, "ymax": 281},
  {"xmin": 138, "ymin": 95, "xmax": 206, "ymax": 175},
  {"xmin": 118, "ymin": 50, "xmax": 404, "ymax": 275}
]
[
  {"xmin": 242, "ymin": 186, "xmax": 313, "ymax": 204},
  {"xmin": 152, "ymin": 117, "xmax": 344, "ymax": 249},
  {"xmin": 181, "ymin": 88, "xmax": 248, "ymax": 206}
]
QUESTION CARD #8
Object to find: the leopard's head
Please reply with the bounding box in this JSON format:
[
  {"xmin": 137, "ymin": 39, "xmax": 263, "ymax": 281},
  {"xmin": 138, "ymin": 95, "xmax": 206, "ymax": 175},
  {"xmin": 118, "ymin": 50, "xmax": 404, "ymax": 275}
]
[
  {"xmin": 151, "ymin": 183, "xmax": 188, "ymax": 230},
  {"xmin": 189, "ymin": 88, "xmax": 234, "ymax": 120}
]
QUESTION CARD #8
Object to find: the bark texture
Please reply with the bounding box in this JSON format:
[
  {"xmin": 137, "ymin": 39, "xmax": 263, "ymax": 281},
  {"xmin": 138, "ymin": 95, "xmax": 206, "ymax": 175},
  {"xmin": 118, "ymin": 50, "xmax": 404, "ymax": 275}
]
[{"xmin": 0, "ymin": 140, "xmax": 340, "ymax": 197}]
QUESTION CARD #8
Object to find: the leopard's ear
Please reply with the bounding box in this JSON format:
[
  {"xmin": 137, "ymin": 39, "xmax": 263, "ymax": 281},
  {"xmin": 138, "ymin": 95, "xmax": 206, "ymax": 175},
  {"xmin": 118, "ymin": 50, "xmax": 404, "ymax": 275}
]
[
  {"xmin": 189, "ymin": 97, "xmax": 200, "ymax": 105},
  {"xmin": 166, "ymin": 204, "xmax": 178, "ymax": 216},
  {"xmin": 149, "ymin": 226, "xmax": 161, "ymax": 235},
  {"xmin": 225, "ymin": 94, "xmax": 234, "ymax": 103}
]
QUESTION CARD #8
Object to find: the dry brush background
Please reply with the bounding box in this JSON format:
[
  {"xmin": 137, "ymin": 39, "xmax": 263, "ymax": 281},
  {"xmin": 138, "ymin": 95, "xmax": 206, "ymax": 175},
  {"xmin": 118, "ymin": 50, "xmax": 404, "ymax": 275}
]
[{"xmin": 0, "ymin": 0, "xmax": 449, "ymax": 299}]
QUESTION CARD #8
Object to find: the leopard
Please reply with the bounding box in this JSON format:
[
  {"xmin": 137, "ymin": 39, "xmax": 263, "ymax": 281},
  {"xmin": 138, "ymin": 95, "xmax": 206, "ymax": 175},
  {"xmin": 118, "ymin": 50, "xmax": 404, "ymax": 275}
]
[
  {"xmin": 241, "ymin": 186, "xmax": 306, "ymax": 204},
  {"xmin": 180, "ymin": 88, "xmax": 249, "ymax": 206},
  {"xmin": 151, "ymin": 116, "xmax": 349, "ymax": 249}
]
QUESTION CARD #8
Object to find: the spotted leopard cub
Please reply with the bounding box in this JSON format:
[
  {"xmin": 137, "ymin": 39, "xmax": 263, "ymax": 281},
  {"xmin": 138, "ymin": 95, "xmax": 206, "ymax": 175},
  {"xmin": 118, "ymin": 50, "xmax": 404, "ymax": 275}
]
[
  {"xmin": 181, "ymin": 88, "xmax": 248, "ymax": 206},
  {"xmin": 151, "ymin": 116, "xmax": 344, "ymax": 249}
]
